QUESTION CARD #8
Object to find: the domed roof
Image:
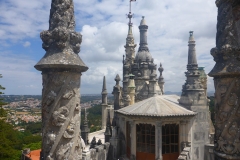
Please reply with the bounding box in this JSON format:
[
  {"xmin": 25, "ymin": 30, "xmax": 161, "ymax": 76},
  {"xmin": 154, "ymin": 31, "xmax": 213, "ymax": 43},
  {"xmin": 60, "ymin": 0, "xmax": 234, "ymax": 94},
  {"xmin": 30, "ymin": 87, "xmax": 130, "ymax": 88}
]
[{"xmin": 135, "ymin": 50, "xmax": 152, "ymax": 62}]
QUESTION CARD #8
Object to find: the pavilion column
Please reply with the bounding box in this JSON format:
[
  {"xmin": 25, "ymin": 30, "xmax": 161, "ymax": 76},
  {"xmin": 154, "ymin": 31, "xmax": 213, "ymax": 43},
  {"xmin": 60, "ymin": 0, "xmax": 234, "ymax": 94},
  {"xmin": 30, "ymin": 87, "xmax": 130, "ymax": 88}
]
[
  {"xmin": 155, "ymin": 121, "xmax": 162, "ymax": 160},
  {"xmin": 130, "ymin": 121, "xmax": 136, "ymax": 158},
  {"xmin": 34, "ymin": 0, "xmax": 88, "ymax": 159},
  {"xmin": 180, "ymin": 120, "xmax": 187, "ymax": 150}
]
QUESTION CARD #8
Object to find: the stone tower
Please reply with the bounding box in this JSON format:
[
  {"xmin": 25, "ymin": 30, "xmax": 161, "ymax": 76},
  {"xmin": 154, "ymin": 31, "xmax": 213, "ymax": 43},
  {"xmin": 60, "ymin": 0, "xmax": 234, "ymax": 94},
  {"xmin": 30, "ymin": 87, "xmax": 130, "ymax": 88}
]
[
  {"xmin": 101, "ymin": 76, "xmax": 108, "ymax": 129},
  {"xmin": 179, "ymin": 31, "xmax": 210, "ymax": 160},
  {"xmin": 122, "ymin": 4, "xmax": 137, "ymax": 106},
  {"xmin": 209, "ymin": 1, "xmax": 240, "ymax": 159},
  {"xmin": 34, "ymin": 0, "xmax": 88, "ymax": 159},
  {"xmin": 132, "ymin": 16, "xmax": 162, "ymax": 101}
]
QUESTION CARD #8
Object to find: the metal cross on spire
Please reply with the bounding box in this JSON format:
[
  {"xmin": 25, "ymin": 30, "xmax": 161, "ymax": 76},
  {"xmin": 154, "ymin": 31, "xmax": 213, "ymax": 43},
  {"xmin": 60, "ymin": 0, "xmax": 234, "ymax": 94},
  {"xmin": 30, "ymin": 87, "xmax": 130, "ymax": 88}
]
[{"xmin": 127, "ymin": 0, "xmax": 136, "ymax": 26}]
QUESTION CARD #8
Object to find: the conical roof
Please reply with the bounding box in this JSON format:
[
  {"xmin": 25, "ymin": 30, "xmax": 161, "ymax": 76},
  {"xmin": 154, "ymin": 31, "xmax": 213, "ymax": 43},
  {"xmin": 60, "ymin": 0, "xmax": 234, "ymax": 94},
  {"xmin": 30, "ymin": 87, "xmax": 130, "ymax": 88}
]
[{"xmin": 116, "ymin": 95, "xmax": 196, "ymax": 117}]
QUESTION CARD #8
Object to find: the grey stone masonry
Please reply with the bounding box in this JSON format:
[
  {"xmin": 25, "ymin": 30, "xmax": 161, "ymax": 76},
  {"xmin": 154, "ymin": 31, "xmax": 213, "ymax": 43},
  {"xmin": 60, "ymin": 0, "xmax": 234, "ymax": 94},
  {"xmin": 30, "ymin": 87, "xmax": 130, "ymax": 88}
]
[
  {"xmin": 209, "ymin": 0, "xmax": 240, "ymax": 159},
  {"xmin": 34, "ymin": 0, "xmax": 88, "ymax": 159}
]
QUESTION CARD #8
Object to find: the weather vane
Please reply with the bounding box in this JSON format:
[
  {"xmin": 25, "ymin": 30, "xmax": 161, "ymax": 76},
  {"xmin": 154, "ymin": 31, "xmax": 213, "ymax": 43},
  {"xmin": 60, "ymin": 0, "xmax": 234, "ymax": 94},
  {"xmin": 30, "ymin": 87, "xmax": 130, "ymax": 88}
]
[{"xmin": 126, "ymin": 0, "xmax": 136, "ymax": 26}]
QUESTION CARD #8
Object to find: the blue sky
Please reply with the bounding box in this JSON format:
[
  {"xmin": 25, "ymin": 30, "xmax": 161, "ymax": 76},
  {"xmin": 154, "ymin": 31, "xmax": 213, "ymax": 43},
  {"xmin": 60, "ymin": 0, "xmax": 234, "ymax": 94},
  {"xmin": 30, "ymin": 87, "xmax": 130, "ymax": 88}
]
[{"xmin": 0, "ymin": 0, "xmax": 217, "ymax": 95}]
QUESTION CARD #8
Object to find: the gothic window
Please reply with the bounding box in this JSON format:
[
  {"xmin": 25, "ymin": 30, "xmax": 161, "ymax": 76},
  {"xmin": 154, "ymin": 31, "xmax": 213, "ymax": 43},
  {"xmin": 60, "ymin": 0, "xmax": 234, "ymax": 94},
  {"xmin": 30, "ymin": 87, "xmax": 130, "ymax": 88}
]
[
  {"xmin": 136, "ymin": 123, "xmax": 155, "ymax": 153},
  {"xmin": 162, "ymin": 124, "xmax": 179, "ymax": 154}
]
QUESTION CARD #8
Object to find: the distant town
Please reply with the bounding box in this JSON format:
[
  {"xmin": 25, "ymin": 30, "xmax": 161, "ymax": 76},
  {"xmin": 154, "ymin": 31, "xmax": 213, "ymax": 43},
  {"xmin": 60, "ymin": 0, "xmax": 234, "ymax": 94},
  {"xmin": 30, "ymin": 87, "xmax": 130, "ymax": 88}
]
[{"xmin": 0, "ymin": 94, "xmax": 113, "ymax": 131}]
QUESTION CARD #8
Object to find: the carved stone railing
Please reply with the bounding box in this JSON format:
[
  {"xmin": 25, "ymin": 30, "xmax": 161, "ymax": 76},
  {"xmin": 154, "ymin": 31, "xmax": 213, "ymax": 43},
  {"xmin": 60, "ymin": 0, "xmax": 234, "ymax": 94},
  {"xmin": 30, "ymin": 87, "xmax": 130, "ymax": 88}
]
[
  {"xmin": 178, "ymin": 147, "xmax": 191, "ymax": 160},
  {"xmin": 82, "ymin": 142, "xmax": 110, "ymax": 160}
]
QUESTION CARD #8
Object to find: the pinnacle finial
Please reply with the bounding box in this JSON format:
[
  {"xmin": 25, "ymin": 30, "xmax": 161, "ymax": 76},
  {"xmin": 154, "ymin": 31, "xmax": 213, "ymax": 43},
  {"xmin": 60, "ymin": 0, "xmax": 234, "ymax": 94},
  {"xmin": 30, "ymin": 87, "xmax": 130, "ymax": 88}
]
[
  {"xmin": 115, "ymin": 74, "xmax": 121, "ymax": 82},
  {"xmin": 140, "ymin": 16, "xmax": 147, "ymax": 25},
  {"xmin": 187, "ymin": 31, "xmax": 198, "ymax": 68},
  {"xmin": 102, "ymin": 76, "xmax": 107, "ymax": 95},
  {"xmin": 158, "ymin": 63, "xmax": 164, "ymax": 72},
  {"xmin": 189, "ymin": 31, "xmax": 195, "ymax": 41}
]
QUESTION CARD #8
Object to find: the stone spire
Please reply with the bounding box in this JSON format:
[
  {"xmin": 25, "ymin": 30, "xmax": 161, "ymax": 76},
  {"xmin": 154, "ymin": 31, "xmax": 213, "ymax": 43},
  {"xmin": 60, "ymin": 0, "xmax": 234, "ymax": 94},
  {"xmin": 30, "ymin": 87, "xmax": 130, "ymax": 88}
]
[
  {"xmin": 209, "ymin": 1, "xmax": 240, "ymax": 159},
  {"xmin": 187, "ymin": 31, "xmax": 198, "ymax": 70},
  {"xmin": 101, "ymin": 76, "xmax": 108, "ymax": 105},
  {"xmin": 35, "ymin": 0, "xmax": 88, "ymax": 159},
  {"xmin": 81, "ymin": 108, "xmax": 89, "ymax": 145},
  {"xmin": 179, "ymin": 32, "xmax": 210, "ymax": 159},
  {"xmin": 122, "ymin": 0, "xmax": 137, "ymax": 107},
  {"xmin": 179, "ymin": 31, "xmax": 204, "ymax": 108},
  {"xmin": 104, "ymin": 110, "xmax": 112, "ymax": 143},
  {"xmin": 138, "ymin": 16, "xmax": 149, "ymax": 52},
  {"xmin": 158, "ymin": 63, "xmax": 165, "ymax": 94}
]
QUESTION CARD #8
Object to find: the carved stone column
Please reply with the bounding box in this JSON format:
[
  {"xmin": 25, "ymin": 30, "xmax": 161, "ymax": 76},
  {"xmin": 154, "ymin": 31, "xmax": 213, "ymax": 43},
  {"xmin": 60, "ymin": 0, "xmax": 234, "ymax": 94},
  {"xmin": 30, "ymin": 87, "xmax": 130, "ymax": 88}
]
[
  {"xmin": 130, "ymin": 121, "xmax": 136, "ymax": 158},
  {"xmin": 155, "ymin": 122, "xmax": 163, "ymax": 160},
  {"xmin": 208, "ymin": 0, "xmax": 240, "ymax": 159},
  {"xmin": 34, "ymin": 0, "xmax": 88, "ymax": 159}
]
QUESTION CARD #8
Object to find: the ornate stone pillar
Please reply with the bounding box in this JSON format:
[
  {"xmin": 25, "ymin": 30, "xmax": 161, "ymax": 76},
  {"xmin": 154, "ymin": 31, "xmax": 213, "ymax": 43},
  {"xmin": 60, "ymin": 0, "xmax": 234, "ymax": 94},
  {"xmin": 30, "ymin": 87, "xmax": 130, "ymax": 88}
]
[
  {"xmin": 130, "ymin": 121, "xmax": 136, "ymax": 158},
  {"xmin": 34, "ymin": 0, "xmax": 88, "ymax": 159},
  {"xmin": 155, "ymin": 122, "xmax": 163, "ymax": 160},
  {"xmin": 208, "ymin": 0, "xmax": 240, "ymax": 159}
]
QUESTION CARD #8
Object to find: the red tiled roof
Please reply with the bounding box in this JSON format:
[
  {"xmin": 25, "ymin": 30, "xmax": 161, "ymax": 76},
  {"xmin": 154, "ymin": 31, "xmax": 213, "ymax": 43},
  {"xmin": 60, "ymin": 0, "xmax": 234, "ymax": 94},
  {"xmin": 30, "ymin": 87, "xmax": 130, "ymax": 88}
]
[{"xmin": 26, "ymin": 149, "xmax": 41, "ymax": 160}]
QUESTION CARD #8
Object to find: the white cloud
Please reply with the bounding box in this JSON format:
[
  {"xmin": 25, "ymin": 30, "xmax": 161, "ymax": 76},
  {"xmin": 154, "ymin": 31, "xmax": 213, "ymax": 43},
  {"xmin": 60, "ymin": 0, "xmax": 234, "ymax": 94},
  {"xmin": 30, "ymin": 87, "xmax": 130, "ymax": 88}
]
[
  {"xmin": 0, "ymin": 0, "xmax": 218, "ymax": 94},
  {"xmin": 23, "ymin": 41, "xmax": 31, "ymax": 47}
]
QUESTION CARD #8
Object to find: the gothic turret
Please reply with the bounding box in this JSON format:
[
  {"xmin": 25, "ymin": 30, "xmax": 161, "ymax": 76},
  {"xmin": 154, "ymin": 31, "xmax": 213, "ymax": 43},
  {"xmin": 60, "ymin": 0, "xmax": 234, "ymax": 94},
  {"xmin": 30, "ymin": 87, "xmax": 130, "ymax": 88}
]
[
  {"xmin": 179, "ymin": 31, "xmax": 205, "ymax": 108},
  {"xmin": 122, "ymin": 6, "xmax": 137, "ymax": 107},
  {"xmin": 135, "ymin": 16, "xmax": 152, "ymax": 62},
  {"xmin": 158, "ymin": 63, "xmax": 165, "ymax": 94}
]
